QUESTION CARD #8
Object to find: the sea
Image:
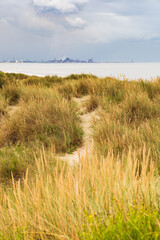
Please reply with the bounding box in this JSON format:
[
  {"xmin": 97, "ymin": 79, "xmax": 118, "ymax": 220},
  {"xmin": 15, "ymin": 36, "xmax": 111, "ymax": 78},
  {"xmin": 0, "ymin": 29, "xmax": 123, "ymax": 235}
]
[{"xmin": 0, "ymin": 62, "xmax": 160, "ymax": 80}]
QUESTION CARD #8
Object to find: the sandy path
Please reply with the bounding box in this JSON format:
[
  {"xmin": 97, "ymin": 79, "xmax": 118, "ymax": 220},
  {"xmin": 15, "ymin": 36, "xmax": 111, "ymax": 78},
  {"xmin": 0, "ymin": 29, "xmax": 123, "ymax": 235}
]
[
  {"xmin": 58, "ymin": 96, "xmax": 98, "ymax": 164},
  {"xmin": 6, "ymin": 96, "xmax": 98, "ymax": 165}
]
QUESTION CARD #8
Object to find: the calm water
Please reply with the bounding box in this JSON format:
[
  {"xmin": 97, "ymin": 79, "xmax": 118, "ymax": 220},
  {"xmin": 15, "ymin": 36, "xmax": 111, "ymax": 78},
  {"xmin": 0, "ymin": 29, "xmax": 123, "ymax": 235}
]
[{"xmin": 0, "ymin": 62, "xmax": 160, "ymax": 80}]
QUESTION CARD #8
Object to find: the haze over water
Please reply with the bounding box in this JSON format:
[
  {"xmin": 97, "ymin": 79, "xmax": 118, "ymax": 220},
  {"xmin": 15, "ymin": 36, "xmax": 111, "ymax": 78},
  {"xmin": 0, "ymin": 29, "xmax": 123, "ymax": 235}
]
[{"xmin": 0, "ymin": 62, "xmax": 160, "ymax": 80}]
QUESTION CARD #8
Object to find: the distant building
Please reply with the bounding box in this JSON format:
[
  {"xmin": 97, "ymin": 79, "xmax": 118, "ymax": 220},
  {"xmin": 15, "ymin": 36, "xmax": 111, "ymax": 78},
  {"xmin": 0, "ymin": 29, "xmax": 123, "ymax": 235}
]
[
  {"xmin": 3, "ymin": 57, "xmax": 94, "ymax": 64},
  {"xmin": 63, "ymin": 58, "xmax": 71, "ymax": 63},
  {"xmin": 88, "ymin": 58, "xmax": 93, "ymax": 63}
]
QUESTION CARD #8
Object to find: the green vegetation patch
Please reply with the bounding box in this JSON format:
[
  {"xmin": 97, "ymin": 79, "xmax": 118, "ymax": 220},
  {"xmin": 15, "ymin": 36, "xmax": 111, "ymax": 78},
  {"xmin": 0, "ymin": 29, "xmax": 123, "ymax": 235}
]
[
  {"xmin": 80, "ymin": 208, "xmax": 160, "ymax": 240},
  {"xmin": 0, "ymin": 145, "xmax": 33, "ymax": 182}
]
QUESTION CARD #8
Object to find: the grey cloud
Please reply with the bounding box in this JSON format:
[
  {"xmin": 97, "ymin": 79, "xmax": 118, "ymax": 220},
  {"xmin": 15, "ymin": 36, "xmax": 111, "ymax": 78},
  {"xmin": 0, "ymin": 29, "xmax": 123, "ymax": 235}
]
[
  {"xmin": 1, "ymin": 0, "xmax": 89, "ymax": 34},
  {"xmin": 1, "ymin": 0, "xmax": 160, "ymax": 42},
  {"xmin": 81, "ymin": 0, "xmax": 160, "ymax": 42},
  {"xmin": 0, "ymin": 0, "xmax": 160, "ymax": 61},
  {"xmin": 33, "ymin": 0, "xmax": 88, "ymax": 13},
  {"xmin": 0, "ymin": 0, "xmax": 65, "ymax": 36}
]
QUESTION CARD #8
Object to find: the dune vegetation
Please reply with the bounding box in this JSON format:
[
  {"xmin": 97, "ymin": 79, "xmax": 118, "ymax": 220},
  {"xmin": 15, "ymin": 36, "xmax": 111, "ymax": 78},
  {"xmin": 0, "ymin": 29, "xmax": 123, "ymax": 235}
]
[{"xmin": 0, "ymin": 71, "xmax": 159, "ymax": 239}]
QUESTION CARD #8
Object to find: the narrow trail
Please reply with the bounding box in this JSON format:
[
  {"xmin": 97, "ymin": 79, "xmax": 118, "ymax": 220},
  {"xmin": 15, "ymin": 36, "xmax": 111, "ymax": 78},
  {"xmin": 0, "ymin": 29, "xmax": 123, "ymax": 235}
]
[
  {"xmin": 6, "ymin": 96, "xmax": 98, "ymax": 165},
  {"xmin": 58, "ymin": 95, "xmax": 98, "ymax": 164}
]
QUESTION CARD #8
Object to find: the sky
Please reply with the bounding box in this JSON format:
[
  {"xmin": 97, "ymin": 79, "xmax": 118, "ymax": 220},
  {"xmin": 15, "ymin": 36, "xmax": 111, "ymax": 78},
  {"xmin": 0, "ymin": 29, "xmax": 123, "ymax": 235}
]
[{"xmin": 0, "ymin": 0, "xmax": 160, "ymax": 62}]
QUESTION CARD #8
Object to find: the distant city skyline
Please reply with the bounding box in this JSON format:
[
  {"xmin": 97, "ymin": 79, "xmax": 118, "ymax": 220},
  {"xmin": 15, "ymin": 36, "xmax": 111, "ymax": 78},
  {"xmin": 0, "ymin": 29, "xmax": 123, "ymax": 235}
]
[
  {"xmin": 0, "ymin": 0, "xmax": 160, "ymax": 62},
  {"xmin": 0, "ymin": 57, "xmax": 94, "ymax": 63}
]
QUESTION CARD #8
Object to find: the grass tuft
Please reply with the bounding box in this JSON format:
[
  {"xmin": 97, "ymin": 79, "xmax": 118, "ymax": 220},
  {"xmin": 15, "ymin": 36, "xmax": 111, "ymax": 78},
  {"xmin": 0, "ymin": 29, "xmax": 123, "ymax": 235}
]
[{"xmin": 0, "ymin": 91, "xmax": 83, "ymax": 153}]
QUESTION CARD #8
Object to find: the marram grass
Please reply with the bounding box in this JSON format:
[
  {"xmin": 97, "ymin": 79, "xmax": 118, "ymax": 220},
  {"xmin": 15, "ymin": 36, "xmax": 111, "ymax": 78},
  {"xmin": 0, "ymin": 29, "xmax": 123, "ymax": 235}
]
[
  {"xmin": 0, "ymin": 148, "xmax": 159, "ymax": 239},
  {"xmin": 0, "ymin": 72, "xmax": 159, "ymax": 239}
]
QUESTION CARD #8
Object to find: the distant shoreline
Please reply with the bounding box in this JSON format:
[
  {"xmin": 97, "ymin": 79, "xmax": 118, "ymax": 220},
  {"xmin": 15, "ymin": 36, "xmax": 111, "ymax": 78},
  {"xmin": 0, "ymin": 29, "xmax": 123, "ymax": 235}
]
[
  {"xmin": 1, "ymin": 61, "xmax": 160, "ymax": 64},
  {"xmin": 0, "ymin": 62, "xmax": 160, "ymax": 80}
]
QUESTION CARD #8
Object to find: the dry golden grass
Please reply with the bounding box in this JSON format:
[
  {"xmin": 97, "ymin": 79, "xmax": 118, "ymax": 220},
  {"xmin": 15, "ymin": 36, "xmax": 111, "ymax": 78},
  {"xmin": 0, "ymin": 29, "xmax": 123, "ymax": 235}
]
[
  {"xmin": 85, "ymin": 94, "xmax": 99, "ymax": 112},
  {"xmin": 0, "ymin": 84, "xmax": 83, "ymax": 182},
  {"xmin": 0, "ymin": 148, "xmax": 159, "ymax": 239},
  {"xmin": 91, "ymin": 78, "xmax": 160, "ymax": 165},
  {"xmin": 0, "ymin": 72, "xmax": 159, "ymax": 238},
  {"xmin": 0, "ymin": 89, "xmax": 83, "ymax": 153},
  {"xmin": 0, "ymin": 94, "xmax": 7, "ymax": 116}
]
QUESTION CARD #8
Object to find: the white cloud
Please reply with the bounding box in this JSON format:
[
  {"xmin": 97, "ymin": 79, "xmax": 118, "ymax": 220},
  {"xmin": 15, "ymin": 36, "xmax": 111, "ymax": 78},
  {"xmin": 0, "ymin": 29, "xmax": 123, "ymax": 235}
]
[
  {"xmin": 33, "ymin": 0, "xmax": 88, "ymax": 13},
  {"xmin": 1, "ymin": 0, "xmax": 160, "ymax": 42},
  {"xmin": 66, "ymin": 16, "xmax": 86, "ymax": 29},
  {"xmin": 1, "ymin": 0, "xmax": 160, "ymax": 61},
  {"xmin": 0, "ymin": 0, "xmax": 65, "ymax": 36}
]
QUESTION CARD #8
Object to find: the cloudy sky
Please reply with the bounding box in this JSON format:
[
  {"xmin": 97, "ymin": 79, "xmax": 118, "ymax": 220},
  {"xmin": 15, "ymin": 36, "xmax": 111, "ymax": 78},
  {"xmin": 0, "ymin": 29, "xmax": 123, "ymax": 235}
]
[{"xmin": 0, "ymin": 0, "xmax": 160, "ymax": 62}]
